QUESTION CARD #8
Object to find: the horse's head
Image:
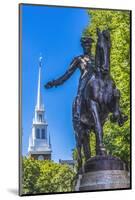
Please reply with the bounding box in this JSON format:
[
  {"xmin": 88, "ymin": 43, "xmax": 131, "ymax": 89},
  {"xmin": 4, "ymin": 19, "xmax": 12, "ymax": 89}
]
[{"xmin": 96, "ymin": 28, "xmax": 111, "ymax": 74}]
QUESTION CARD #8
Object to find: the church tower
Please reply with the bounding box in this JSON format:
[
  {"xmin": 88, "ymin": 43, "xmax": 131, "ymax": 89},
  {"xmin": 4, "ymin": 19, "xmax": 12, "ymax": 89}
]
[{"xmin": 28, "ymin": 56, "xmax": 52, "ymax": 160}]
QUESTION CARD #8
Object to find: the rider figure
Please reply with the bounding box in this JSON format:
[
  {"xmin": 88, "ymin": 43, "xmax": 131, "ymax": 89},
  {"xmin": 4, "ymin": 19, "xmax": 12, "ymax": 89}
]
[{"xmin": 45, "ymin": 36, "xmax": 94, "ymax": 125}]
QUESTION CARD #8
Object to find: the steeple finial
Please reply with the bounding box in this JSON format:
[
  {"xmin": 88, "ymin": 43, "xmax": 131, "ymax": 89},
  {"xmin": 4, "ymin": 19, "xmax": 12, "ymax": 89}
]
[{"xmin": 39, "ymin": 55, "xmax": 43, "ymax": 67}]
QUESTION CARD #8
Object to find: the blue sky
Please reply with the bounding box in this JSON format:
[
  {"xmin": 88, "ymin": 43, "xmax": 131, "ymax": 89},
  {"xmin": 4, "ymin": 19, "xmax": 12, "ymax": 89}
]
[{"xmin": 21, "ymin": 4, "xmax": 89, "ymax": 162}]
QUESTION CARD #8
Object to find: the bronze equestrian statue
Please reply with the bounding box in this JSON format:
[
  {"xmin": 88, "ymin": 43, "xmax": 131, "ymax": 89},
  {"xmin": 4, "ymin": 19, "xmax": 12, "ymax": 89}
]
[{"xmin": 45, "ymin": 29, "xmax": 128, "ymax": 173}]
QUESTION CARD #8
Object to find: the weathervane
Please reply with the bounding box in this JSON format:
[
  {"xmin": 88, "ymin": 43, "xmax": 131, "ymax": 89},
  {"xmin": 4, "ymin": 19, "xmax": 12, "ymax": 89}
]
[{"xmin": 39, "ymin": 54, "xmax": 43, "ymax": 67}]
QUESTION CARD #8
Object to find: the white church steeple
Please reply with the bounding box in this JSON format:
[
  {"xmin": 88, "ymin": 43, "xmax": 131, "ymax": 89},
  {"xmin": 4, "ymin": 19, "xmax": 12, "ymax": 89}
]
[{"xmin": 28, "ymin": 56, "xmax": 52, "ymax": 160}]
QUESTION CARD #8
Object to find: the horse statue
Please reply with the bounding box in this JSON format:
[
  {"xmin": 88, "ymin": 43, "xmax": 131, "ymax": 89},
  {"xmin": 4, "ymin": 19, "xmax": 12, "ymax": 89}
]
[
  {"xmin": 45, "ymin": 28, "xmax": 128, "ymax": 173},
  {"xmin": 77, "ymin": 28, "xmax": 128, "ymax": 171}
]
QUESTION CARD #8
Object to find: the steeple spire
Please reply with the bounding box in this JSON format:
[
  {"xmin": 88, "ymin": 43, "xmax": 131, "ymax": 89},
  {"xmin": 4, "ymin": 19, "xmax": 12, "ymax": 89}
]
[{"xmin": 36, "ymin": 56, "xmax": 43, "ymax": 109}]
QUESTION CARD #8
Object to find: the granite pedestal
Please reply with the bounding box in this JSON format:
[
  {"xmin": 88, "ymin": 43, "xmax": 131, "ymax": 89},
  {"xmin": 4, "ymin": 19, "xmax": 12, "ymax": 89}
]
[{"xmin": 75, "ymin": 155, "xmax": 130, "ymax": 191}]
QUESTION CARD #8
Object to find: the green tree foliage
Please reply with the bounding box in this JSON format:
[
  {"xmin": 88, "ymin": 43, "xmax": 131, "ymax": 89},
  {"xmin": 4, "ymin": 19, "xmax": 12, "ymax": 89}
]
[
  {"xmin": 22, "ymin": 157, "xmax": 75, "ymax": 195},
  {"xmin": 83, "ymin": 10, "xmax": 131, "ymax": 165},
  {"xmin": 22, "ymin": 157, "xmax": 40, "ymax": 194}
]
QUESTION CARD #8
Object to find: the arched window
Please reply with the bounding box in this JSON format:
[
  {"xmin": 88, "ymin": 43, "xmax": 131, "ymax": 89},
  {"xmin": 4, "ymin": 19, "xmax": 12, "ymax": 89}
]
[
  {"xmin": 38, "ymin": 155, "xmax": 44, "ymax": 160},
  {"xmin": 41, "ymin": 129, "xmax": 45, "ymax": 139},
  {"xmin": 36, "ymin": 128, "xmax": 40, "ymax": 139},
  {"xmin": 39, "ymin": 114, "xmax": 42, "ymax": 122}
]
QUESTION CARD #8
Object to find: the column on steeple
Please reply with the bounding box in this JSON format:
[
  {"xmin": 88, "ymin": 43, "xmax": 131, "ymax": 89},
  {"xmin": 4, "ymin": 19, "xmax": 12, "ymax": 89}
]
[{"xmin": 49, "ymin": 132, "xmax": 51, "ymax": 148}]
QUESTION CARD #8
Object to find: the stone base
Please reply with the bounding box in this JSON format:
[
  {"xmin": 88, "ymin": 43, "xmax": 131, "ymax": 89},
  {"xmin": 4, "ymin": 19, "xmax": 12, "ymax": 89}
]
[
  {"xmin": 75, "ymin": 155, "xmax": 130, "ymax": 191},
  {"xmin": 79, "ymin": 170, "xmax": 130, "ymax": 191}
]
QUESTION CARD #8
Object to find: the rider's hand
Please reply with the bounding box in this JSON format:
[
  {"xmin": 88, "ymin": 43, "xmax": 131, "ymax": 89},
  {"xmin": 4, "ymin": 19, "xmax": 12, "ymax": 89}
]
[{"xmin": 44, "ymin": 81, "xmax": 54, "ymax": 89}]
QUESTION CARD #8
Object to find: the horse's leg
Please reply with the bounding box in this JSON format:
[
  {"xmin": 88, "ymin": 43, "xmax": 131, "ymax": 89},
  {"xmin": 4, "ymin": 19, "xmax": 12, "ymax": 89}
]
[
  {"xmin": 111, "ymin": 88, "xmax": 128, "ymax": 126},
  {"xmin": 82, "ymin": 130, "xmax": 91, "ymax": 161},
  {"xmin": 111, "ymin": 89, "xmax": 121, "ymax": 119},
  {"xmin": 75, "ymin": 134, "xmax": 82, "ymax": 174},
  {"xmin": 72, "ymin": 98, "xmax": 83, "ymax": 173},
  {"xmin": 87, "ymin": 99, "xmax": 105, "ymax": 155}
]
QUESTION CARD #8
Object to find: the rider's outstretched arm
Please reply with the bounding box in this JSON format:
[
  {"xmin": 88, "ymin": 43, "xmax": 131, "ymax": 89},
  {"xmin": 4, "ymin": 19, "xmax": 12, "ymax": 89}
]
[{"xmin": 45, "ymin": 57, "xmax": 80, "ymax": 88}]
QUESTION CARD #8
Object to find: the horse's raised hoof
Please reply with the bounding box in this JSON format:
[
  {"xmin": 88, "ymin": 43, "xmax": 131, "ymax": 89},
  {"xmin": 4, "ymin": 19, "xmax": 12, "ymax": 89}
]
[
  {"xmin": 118, "ymin": 119, "xmax": 123, "ymax": 127},
  {"xmin": 118, "ymin": 115, "xmax": 128, "ymax": 127},
  {"xmin": 110, "ymin": 114, "xmax": 117, "ymax": 123}
]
